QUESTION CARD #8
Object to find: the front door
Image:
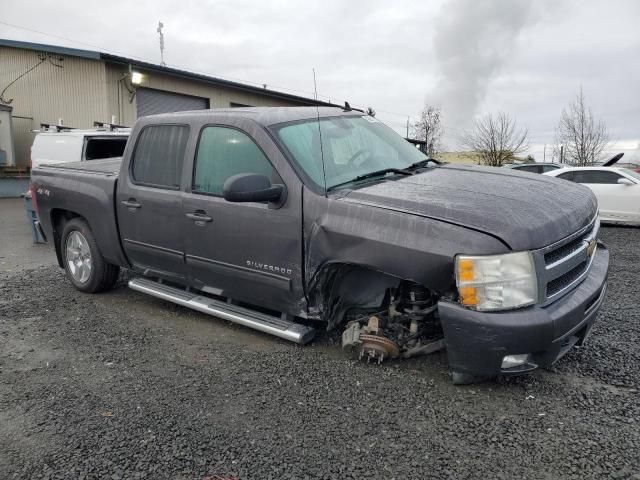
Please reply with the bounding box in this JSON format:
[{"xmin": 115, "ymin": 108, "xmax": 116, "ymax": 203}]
[
  {"xmin": 572, "ymin": 169, "xmax": 640, "ymax": 222},
  {"xmin": 182, "ymin": 125, "xmax": 303, "ymax": 313},
  {"xmin": 116, "ymin": 124, "xmax": 190, "ymax": 281}
]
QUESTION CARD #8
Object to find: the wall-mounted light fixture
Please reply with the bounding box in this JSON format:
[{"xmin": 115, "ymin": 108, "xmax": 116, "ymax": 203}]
[{"xmin": 131, "ymin": 71, "xmax": 143, "ymax": 85}]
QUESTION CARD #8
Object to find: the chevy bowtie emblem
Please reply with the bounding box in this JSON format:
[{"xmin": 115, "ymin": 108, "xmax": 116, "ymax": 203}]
[{"xmin": 586, "ymin": 239, "xmax": 597, "ymax": 256}]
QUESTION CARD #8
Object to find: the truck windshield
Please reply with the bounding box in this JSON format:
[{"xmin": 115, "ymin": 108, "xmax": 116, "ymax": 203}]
[{"xmin": 273, "ymin": 115, "xmax": 429, "ymax": 190}]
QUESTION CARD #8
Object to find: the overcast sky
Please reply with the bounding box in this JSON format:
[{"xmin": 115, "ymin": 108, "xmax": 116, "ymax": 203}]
[{"xmin": 1, "ymin": 0, "xmax": 639, "ymax": 161}]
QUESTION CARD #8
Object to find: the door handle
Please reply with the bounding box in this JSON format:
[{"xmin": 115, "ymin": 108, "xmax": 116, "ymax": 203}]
[
  {"xmin": 185, "ymin": 211, "xmax": 213, "ymax": 223},
  {"xmin": 121, "ymin": 199, "xmax": 142, "ymax": 209}
]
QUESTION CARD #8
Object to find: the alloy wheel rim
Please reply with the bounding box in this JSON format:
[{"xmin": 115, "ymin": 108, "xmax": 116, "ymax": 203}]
[{"xmin": 65, "ymin": 231, "xmax": 92, "ymax": 283}]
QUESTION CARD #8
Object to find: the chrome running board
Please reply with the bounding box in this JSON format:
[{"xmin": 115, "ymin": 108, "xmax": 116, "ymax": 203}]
[{"xmin": 128, "ymin": 277, "xmax": 315, "ymax": 344}]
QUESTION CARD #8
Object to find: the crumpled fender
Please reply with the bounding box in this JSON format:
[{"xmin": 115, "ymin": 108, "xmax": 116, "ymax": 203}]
[{"xmin": 302, "ymin": 188, "xmax": 509, "ymax": 323}]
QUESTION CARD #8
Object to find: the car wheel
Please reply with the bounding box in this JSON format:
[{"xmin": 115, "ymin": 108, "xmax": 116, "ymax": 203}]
[{"xmin": 61, "ymin": 217, "xmax": 119, "ymax": 293}]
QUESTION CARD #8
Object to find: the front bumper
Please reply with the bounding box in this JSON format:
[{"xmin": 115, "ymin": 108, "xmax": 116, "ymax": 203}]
[{"xmin": 438, "ymin": 244, "xmax": 609, "ymax": 377}]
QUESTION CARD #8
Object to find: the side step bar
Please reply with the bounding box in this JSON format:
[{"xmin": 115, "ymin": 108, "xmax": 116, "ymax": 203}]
[{"xmin": 128, "ymin": 277, "xmax": 315, "ymax": 344}]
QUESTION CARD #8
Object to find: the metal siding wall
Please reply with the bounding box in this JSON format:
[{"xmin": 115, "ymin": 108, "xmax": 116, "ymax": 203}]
[{"xmin": 0, "ymin": 46, "xmax": 108, "ymax": 167}]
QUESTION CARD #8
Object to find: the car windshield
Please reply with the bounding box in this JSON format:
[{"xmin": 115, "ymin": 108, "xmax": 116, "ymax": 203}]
[
  {"xmin": 273, "ymin": 115, "xmax": 429, "ymax": 190},
  {"xmin": 622, "ymin": 168, "xmax": 640, "ymax": 182}
]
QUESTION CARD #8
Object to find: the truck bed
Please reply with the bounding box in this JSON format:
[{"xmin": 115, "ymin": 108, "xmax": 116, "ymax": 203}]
[{"xmin": 31, "ymin": 156, "xmax": 129, "ymax": 268}]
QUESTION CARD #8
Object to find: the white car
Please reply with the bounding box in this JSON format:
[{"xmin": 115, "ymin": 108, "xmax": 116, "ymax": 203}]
[{"xmin": 544, "ymin": 166, "xmax": 640, "ymax": 225}]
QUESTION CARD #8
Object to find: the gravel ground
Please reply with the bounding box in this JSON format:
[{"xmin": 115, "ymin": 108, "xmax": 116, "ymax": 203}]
[{"xmin": 1, "ymin": 226, "xmax": 639, "ymax": 479}]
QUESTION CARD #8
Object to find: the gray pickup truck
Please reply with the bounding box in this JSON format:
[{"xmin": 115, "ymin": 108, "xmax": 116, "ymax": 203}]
[{"xmin": 31, "ymin": 107, "xmax": 609, "ymax": 383}]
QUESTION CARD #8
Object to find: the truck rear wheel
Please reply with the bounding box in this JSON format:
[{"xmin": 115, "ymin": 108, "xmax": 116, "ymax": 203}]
[{"xmin": 61, "ymin": 218, "xmax": 119, "ymax": 293}]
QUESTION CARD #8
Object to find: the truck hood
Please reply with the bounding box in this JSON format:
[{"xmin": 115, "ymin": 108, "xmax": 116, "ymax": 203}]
[{"xmin": 340, "ymin": 164, "xmax": 597, "ymax": 251}]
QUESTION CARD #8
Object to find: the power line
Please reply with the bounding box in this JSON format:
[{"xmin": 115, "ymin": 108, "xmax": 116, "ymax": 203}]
[
  {"xmin": 0, "ymin": 19, "xmax": 330, "ymax": 100},
  {"xmin": 0, "ymin": 19, "xmax": 142, "ymax": 60}
]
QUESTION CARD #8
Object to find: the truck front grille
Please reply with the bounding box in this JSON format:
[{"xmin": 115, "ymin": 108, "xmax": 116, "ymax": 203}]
[
  {"xmin": 534, "ymin": 216, "xmax": 599, "ymax": 304},
  {"xmin": 544, "ymin": 236, "xmax": 586, "ymax": 266},
  {"xmin": 546, "ymin": 259, "xmax": 589, "ymax": 297}
]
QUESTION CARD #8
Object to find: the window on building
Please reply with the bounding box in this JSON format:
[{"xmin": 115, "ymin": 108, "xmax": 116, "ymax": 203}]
[
  {"xmin": 131, "ymin": 125, "xmax": 189, "ymax": 188},
  {"xmin": 192, "ymin": 127, "xmax": 274, "ymax": 196},
  {"xmin": 230, "ymin": 102, "xmax": 254, "ymax": 108}
]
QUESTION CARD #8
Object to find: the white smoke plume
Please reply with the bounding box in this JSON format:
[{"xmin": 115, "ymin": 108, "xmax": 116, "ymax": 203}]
[{"xmin": 431, "ymin": 0, "xmax": 538, "ymax": 131}]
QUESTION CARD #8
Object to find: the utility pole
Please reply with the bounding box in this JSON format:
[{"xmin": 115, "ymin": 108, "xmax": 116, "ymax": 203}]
[
  {"xmin": 157, "ymin": 22, "xmax": 166, "ymax": 66},
  {"xmin": 543, "ymin": 144, "xmax": 546, "ymax": 163},
  {"xmin": 560, "ymin": 145, "xmax": 564, "ymax": 164},
  {"xmin": 406, "ymin": 117, "xmax": 409, "ymax": 138}
]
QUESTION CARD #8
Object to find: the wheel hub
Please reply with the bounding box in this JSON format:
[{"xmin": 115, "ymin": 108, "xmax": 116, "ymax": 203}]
[{"xmin": 358, "ymin": 334, "xmax": 400, "ymax": 364}]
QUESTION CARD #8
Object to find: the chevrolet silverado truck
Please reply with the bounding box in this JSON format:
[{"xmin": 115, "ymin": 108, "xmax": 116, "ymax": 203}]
[{"xmin": 31, "ymin": 107, "xmax": 609, "ymax": 383}]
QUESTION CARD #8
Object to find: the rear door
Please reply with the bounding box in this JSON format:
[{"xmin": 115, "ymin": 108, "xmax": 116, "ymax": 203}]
[
  {"xmin": 181, "ymin": 122, "xmax": 304, "ymax": 313},
  {"xmin": 116, "ymin": 124, "xmax": 190, "ymax": 281}
]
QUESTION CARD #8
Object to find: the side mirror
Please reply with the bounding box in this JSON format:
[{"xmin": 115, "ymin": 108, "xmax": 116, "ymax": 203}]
[
  {"xmin": 223, "ymin": 173, "xmax": 284, "ymax": 203},
  {"xmin": 617, "ymin": 177, "xmax": 634, "ymax": 186}
]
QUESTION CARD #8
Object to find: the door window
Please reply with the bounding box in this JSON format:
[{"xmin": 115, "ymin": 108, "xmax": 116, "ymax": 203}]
[
  {"xmin": 571, "ymin": 170, "xmax": 623, "ymax": 184},
  {"xmin": 193, "ymin": 127, "xmax": 274, "ymax": 196},
  {"xmin": 131, "ymin": 125, "xmax": 189, "ymax": 188}
]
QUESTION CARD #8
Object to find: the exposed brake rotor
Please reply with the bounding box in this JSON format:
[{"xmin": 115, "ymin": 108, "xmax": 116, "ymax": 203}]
[{"xmin": 358, "ymin": 334, "xmax": 400, "ymax": 364}]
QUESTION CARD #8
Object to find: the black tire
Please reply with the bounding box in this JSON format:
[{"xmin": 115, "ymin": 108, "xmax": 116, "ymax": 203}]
[
  {"xmin": 61, "ymin": 217, "xmax": 119, "ymax": 293},
  {"xmin": 451, "ymin": 371, "xmax": 490, "ymax": 385}
]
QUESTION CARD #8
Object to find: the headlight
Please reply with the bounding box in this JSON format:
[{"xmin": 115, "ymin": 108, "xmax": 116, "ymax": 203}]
[{"xmin": 455, "ymin": 251, "xmax": 538, "ymax": 311}]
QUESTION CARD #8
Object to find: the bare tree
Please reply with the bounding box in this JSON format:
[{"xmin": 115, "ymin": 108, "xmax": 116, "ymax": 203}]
[
  {"xmin": 411, "ymin": 104, "xmax": 444, "ymax": 156},
  {"xmin": 461, "ymin": 112, "xmax": 528, "ymax": 167},
  {"xmin": 554, "ymin": 88, "xmax": 609, "ymax": 166}
]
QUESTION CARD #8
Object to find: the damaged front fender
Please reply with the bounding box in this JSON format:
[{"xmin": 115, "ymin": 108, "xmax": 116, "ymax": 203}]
[{"xmin": 302, "ymin": 187, "xmax": 509, "ymax": 326}]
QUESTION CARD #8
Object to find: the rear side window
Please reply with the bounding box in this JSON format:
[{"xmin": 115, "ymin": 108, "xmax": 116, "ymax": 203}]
[
  {"xmin": 84, "ymin": 137, "xmax": 128, "ymax": 160},
  {"xmin": 192, "ymin": 127, "xmax": 273, "ymax": 196},
  {"xmin": 557, "ymin": 172, "xmax": 575, "ymax": 181},
  {"xmin": 572, "ymin": 170, "xmax": 622, "ymax": 184},
  {"xmin": 131, "ymin": 125, "xmax": 189, "ymax": 188}
]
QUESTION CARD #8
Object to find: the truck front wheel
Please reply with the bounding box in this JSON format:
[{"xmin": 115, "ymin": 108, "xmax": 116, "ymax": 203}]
[{"xmin": 61, "ymin": 218, "xmax": 119, "ymax": 293}]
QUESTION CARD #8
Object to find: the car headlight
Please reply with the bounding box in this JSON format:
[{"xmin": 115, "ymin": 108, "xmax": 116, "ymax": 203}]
[{"xmin": 455, "ymin": 251, "xmax": 538, "ymax": 311}]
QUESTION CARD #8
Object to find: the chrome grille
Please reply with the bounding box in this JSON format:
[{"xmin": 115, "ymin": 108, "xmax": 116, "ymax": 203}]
[
  {"xmin": 546, "ymin": 260, "xmax": 589, "ymax": 297},
  {"xmin": 544, "ymin": 236, "xmax": 586, "ymax": 266},
  {"xmin": 533, "ymin": 216, "xmax": 599, "ymax": 305}
]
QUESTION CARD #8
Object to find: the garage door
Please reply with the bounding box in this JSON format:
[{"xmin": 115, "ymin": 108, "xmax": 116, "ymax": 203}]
[{"xmin": 136, "ymin": 88, "xmax": 209, "ymax": 118}]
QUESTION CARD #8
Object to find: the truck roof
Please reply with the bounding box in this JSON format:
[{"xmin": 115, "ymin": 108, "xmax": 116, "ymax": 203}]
[{"xmin": 141, "ymin": 106, "xmax": 360, "ymax": 127}]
